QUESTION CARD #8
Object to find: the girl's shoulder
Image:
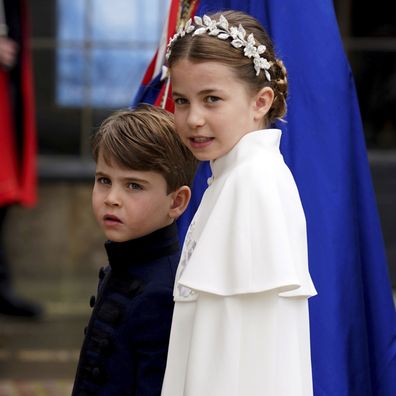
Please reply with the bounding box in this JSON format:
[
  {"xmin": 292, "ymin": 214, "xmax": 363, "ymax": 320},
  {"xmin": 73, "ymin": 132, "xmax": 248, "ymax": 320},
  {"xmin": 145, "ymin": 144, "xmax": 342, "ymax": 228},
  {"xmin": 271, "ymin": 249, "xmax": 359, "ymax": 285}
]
[
  {"xmin": 223, "ymin": 150, "xmax": 297, "ymax": 198},
  {"xmin": 178, "ymin": 151, "xmax": 315, "ymax": 298}
]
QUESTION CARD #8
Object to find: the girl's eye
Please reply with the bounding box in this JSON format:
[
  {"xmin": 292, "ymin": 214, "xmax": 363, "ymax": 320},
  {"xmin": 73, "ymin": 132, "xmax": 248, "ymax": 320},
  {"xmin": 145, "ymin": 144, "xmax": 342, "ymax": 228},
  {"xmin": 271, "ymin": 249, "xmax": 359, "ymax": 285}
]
[
  {"xmin": 206, "ymin": 96, "xmax": 220, "ymax": 104},
  {"xmin": 97, "ymin": 177, "xmax": 110, "ymax": 185},
  {"xmin": 128, "ymin": 182, "xmax": 142, "ymax": 191},
  {"xmin": 174, "ymin": 97, "xmax": 188, "ymax": 105}
]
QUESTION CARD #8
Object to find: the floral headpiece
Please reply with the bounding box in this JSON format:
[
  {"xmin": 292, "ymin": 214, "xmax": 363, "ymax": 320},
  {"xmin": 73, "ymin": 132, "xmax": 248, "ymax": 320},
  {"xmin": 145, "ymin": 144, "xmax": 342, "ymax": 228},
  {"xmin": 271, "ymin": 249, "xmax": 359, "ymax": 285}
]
[{"xmin": 166, "ymin": 14, "xmax": 272, "ymax": 81}]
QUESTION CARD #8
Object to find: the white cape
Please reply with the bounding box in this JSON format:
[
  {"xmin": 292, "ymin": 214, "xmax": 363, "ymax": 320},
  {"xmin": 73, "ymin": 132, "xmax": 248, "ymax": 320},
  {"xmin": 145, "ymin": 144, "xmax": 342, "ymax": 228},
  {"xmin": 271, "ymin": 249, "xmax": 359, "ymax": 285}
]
[{"xmin": 162, "ymin": 129, "xmax": 317, "ymax": 396}]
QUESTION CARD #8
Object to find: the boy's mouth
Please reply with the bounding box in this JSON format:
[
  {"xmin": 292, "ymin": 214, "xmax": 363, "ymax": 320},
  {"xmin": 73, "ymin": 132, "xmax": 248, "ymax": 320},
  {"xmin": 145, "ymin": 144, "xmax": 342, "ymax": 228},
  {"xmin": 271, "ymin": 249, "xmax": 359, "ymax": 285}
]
[{"xmin": 103, "ymin": 214, "xmax": 122, "ymax": 224}]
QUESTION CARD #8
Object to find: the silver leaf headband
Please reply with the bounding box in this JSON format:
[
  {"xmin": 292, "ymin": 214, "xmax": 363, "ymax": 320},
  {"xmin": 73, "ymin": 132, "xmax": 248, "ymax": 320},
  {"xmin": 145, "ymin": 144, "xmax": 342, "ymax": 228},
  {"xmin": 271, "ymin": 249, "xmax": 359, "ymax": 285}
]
[{"xmin": 166, "ymin": 14, "xmax": 272, "ymax": 81}]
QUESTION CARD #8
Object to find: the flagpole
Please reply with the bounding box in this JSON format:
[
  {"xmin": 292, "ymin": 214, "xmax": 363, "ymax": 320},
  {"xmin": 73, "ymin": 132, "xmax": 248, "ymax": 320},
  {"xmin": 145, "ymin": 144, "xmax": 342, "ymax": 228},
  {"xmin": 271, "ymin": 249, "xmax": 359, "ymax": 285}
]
[{"xmin": 161, "ymin": 74, "xmax": 171, "ymax": 109}]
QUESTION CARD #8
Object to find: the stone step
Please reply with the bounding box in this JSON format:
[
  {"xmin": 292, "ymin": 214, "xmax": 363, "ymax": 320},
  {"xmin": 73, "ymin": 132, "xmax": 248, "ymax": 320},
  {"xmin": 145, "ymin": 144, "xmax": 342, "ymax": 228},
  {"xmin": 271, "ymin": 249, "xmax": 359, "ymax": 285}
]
[{"xmin": 0, "ymin": 381, "xmax": 72, "ymax": 396}]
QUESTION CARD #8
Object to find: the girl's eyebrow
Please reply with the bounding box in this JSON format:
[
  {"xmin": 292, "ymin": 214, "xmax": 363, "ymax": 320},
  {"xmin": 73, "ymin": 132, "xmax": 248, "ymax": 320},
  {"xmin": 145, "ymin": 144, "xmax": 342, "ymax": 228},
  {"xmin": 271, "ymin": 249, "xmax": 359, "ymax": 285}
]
[
  {"xmin": 198, "ymin": 89, "xmax": 221, "ymax": 95},
  {"xmin": 171, "ymin": 90, "xmax": 184, "ymax": 98},
  {"xmin": 172, "ymin": 88, "xmax": 222, "ymax": 97}
]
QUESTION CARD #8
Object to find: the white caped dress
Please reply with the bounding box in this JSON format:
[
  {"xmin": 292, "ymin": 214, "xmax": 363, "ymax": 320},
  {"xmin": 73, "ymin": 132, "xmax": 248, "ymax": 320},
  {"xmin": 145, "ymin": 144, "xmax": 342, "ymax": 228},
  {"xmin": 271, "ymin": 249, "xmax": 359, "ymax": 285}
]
[{"xmin": 161, "ymin": 129, "xmax": 317, "ymax": 396}]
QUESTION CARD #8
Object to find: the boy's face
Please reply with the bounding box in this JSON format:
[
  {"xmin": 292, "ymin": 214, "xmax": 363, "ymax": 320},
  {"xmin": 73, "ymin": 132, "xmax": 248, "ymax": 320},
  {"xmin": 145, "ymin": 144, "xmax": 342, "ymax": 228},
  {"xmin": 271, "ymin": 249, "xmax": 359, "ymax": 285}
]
[{"xmin": 92, "ymin": 150, "xmax": 174, "ymax": 242}]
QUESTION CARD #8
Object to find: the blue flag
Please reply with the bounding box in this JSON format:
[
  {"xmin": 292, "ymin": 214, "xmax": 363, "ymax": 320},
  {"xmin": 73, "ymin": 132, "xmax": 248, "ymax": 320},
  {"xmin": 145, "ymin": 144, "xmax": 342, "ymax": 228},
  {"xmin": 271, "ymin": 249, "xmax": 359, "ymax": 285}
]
[{"xmin": 134, "ymin": 1, "xmax": 396, "ymax": 394}]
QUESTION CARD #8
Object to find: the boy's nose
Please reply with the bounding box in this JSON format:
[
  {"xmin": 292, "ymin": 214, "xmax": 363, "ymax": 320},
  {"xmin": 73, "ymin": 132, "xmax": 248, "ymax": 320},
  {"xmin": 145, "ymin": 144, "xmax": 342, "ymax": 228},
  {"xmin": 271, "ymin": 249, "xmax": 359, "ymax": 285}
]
[{"xmin": 104, "ymin": 189, "xmax": 121, "ymax": 207}]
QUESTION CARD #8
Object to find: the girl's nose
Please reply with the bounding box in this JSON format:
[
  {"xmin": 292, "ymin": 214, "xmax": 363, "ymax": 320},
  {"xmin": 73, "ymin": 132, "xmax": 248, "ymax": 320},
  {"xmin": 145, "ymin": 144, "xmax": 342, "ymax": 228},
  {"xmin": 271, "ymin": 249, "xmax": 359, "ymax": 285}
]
[
  {"xmin": 186, "ymin": 106, "xmax": 205, "ymax": 129},
  {"xmin": 104, "ymin": 188, "xmax": 121, "ymax": 207}
]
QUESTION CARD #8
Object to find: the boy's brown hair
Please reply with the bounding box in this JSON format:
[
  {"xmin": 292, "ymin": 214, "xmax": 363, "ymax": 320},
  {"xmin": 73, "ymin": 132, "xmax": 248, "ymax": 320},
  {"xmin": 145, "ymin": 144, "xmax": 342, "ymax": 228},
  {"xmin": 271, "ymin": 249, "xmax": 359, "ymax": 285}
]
[{"xmin": 92, "ymin": 104, "xmax": 197, "ymax": 193}]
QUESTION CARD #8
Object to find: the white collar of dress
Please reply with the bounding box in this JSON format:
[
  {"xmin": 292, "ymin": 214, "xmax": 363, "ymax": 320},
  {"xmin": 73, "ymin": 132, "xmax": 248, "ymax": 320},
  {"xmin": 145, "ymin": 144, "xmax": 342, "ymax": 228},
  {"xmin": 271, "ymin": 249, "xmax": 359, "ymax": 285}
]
[{"xmin": 210, "ymin": 129, "xmax": 282, "ymax": 181}]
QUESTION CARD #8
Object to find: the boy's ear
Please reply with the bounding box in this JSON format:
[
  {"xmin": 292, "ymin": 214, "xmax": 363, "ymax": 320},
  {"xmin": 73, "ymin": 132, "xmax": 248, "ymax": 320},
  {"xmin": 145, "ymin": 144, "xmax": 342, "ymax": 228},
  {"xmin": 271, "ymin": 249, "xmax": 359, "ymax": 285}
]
[
  {"xmin": 253, "ymin": 87, "xmax": 274, "ymax": 122},
  {"xmin": 168, "ymin": 186, "xmax": 191, "ymax": 220}
]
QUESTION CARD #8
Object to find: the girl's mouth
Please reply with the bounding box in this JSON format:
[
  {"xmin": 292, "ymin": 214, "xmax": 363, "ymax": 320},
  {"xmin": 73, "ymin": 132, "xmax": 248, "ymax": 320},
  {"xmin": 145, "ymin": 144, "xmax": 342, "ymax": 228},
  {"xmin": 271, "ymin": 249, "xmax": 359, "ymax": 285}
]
[{"xmin": 189, "ymin": 136, "xmax": 214, "ymax": 148}]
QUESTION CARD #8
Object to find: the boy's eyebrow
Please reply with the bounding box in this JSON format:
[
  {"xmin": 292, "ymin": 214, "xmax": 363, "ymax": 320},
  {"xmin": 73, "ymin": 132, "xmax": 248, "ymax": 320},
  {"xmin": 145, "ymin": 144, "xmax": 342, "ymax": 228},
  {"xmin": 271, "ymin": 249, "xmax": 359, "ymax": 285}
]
[
  {"xmin": 95, "ymin": 171, "xmax": 149, "ymax": 184},
  {"xmin": 122, "ymin": 176, "xmax": 150, "ymax": 185}
]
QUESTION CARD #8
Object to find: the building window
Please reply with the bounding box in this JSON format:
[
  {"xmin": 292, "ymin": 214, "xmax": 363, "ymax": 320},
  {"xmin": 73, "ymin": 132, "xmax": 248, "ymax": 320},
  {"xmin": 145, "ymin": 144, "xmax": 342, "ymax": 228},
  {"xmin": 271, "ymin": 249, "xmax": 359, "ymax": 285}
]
[
  {"xmin": 335, "ymin": 0, "xmax": 396, "ymax": 150},
  {"xmin": 30, "ymin": 0, "xmax": 169, "ymax": 160}
]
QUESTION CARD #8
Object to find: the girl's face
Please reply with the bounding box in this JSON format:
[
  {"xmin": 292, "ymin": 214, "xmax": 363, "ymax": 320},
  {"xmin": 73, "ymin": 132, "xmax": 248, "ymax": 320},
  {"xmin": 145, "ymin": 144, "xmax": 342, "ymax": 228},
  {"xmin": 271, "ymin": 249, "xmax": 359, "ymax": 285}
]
[{"xmin": 170, "ymin": 60, "xmax": 264, "ymax": 161}]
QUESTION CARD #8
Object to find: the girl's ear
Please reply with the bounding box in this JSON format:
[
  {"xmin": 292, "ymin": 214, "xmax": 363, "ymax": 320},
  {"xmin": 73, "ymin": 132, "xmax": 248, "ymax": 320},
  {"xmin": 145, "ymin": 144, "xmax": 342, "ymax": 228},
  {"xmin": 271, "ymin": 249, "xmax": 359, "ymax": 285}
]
[
  {"xmin": 168, "ymin": 186, "xmax": 191, "ymax": 220},
  {"xmin": 253, "ymin": 87, "xmax": 274, "ymax": 122}
]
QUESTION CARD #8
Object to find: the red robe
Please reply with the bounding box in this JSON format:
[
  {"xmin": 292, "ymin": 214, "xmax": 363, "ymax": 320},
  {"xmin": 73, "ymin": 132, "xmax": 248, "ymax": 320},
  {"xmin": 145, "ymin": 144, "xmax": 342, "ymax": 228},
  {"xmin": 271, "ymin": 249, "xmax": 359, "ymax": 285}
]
[{"xmin": 0, "ymin": 0, "xmax": 36, "ymax": 207}]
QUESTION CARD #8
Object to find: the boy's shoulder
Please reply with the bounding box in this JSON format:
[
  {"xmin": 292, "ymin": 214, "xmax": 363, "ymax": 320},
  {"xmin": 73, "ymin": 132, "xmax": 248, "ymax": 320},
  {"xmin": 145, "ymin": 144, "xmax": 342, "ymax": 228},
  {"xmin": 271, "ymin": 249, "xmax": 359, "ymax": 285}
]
[
  {"xmin": 102, "ymin": 224, "xmax": 181, "ymax": 285},
  {"xmin": 97, "ymin": 245, "xmax": 180, "ymax": 307}
]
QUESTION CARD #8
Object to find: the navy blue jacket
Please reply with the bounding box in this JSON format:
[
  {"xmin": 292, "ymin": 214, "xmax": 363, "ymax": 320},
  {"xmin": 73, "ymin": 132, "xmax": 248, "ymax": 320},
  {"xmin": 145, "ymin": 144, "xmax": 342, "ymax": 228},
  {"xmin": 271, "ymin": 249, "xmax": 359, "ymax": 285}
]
[{"xmin": 72, "ymin": 223, "xmax": 180, "ymax": 396}]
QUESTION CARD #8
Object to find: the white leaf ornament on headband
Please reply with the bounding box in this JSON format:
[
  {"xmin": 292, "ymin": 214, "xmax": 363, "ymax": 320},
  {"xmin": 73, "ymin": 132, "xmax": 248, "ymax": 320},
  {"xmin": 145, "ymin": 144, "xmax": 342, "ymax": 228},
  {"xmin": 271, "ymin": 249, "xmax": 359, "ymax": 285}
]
[{"xmin": 166, "ymin": 14, "xmax": 272, "ymax": 81}]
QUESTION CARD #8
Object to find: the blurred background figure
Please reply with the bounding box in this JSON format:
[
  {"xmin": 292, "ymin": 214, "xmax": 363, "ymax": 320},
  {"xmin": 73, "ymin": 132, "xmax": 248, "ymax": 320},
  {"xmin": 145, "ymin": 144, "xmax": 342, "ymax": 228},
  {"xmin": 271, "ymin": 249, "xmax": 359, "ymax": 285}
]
[{"xmin": 0, "ymin": 0, "xmax": 41, "ymax": 317}]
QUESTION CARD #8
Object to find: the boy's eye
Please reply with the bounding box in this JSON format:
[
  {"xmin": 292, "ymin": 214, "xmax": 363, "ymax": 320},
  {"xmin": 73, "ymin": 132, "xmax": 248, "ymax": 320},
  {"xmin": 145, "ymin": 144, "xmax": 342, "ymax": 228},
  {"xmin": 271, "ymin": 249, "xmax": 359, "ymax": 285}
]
[
  {"xmin": 173, "ymin": 97, "xmax": 188, "ymax": 105},
  {"xmin": 97, "ymin": 177, "xmax": 110, "ymax": 185},
  {"xmin": 128, "ymin": 182, "xmax": 143, "ymax": 191},
  {"xmin": 206, "ymin": 96, "xmax": 220, "ymax": 104}
]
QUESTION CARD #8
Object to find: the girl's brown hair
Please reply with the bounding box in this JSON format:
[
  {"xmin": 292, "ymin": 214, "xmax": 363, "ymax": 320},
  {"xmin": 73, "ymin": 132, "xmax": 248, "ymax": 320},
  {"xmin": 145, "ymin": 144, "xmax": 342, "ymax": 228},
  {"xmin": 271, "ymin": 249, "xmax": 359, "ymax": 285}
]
[
  {"xmin": 92, "ymin": 104, "xmax": 197, "ymax": 193},
  {"xmin": 167, "ymin": 10, "xmax": 288, "ymax": 126}
]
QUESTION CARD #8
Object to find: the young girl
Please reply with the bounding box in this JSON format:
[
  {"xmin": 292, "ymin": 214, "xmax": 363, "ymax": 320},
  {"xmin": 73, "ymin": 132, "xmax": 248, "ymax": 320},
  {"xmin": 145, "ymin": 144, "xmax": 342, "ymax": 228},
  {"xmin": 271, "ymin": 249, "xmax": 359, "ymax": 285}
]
[{"xmin": 161, "ymin": 10, "xmax": 317, "ymax": 396}]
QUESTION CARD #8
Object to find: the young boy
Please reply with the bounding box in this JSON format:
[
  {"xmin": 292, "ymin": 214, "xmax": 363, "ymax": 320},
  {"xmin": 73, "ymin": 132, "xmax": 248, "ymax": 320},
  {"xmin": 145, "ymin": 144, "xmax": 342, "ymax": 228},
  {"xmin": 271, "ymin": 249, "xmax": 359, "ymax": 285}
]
[{"xmin": 72, "ymin": 104, "xmax": 197, "ymax": 395}]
